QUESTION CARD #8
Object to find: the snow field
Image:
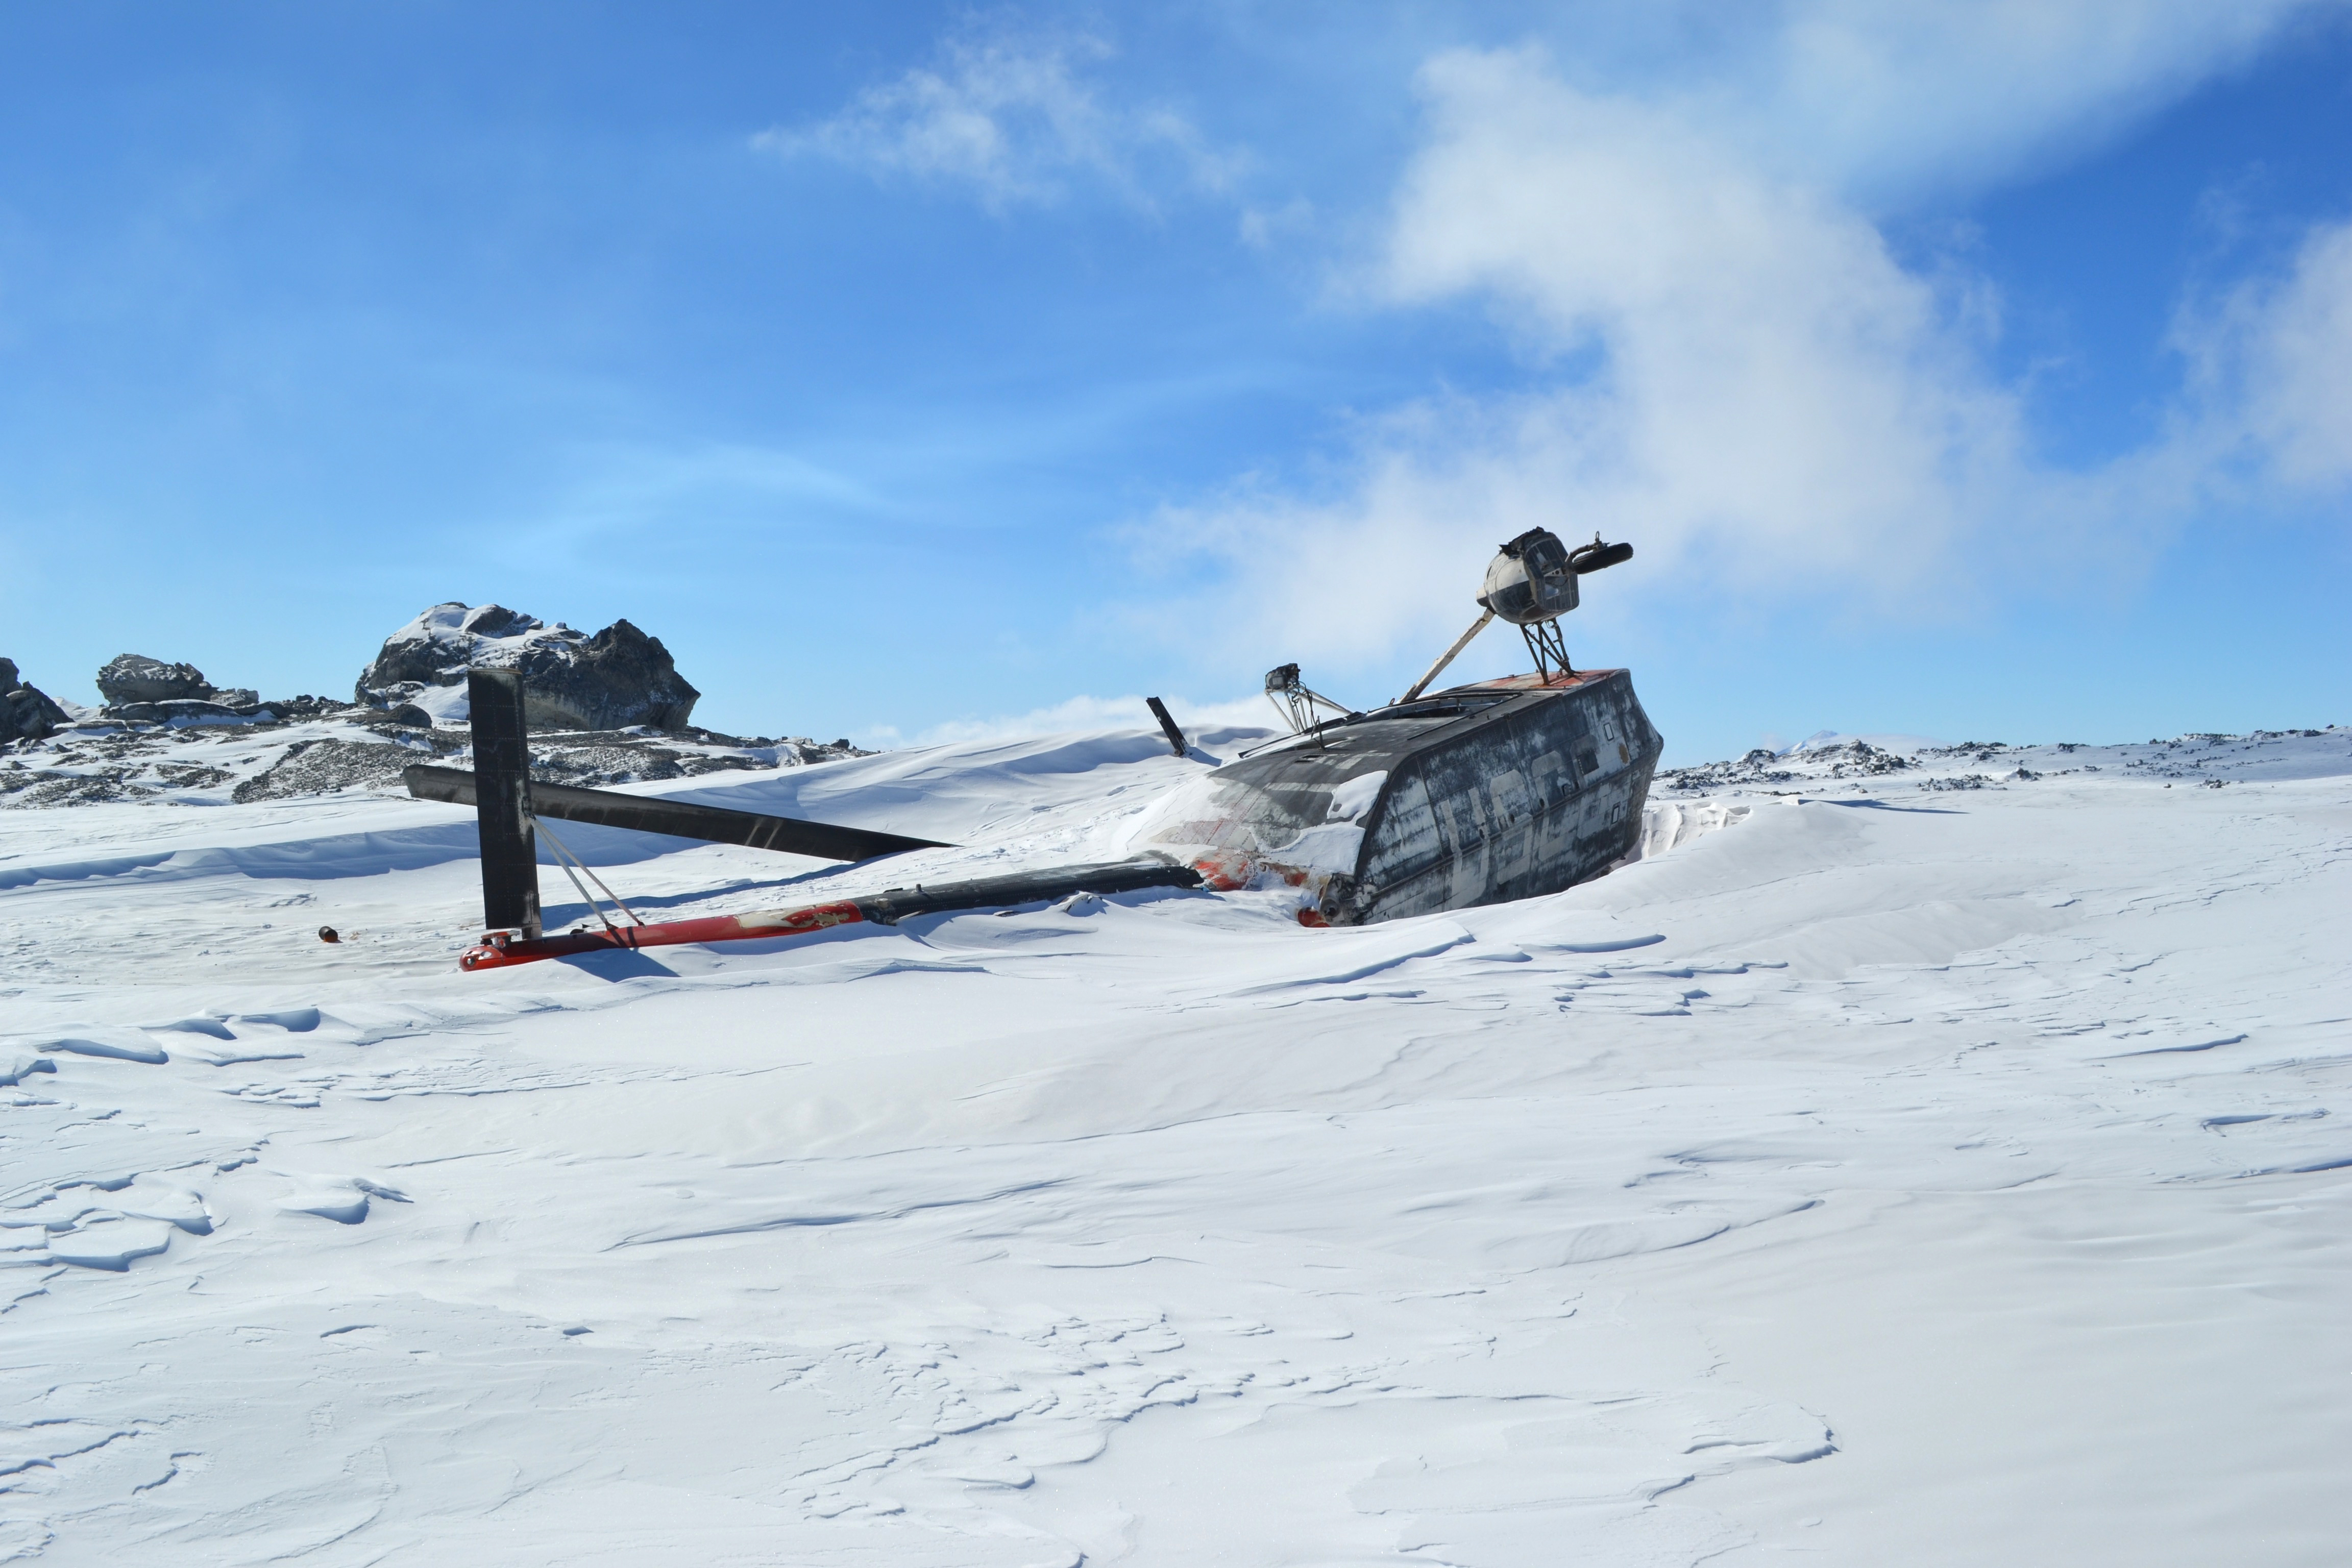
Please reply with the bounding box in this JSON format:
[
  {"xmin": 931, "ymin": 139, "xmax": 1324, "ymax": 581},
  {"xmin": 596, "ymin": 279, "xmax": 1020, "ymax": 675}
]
[{"xmin": 1, "ymin": 725, "xmax": 2347, "ymax": 1564}]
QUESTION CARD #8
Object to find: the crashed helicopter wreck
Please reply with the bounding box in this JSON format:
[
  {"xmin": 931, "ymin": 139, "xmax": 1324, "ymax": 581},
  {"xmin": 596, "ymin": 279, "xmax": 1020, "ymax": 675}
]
[
  {"xmin": 417, "ymin": 526, "xmax": 1658, "ymax": 970},
  {"xmin": 1143, "ymin": 528, "xmax": 1658, "ymax": 926}
]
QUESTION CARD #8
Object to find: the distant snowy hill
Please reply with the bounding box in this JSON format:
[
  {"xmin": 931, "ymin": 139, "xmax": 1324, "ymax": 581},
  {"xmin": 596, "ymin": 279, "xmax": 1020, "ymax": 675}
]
[{"xmin": 1, "ymin": 722, "xmax": 2346, "ymax": 1564}]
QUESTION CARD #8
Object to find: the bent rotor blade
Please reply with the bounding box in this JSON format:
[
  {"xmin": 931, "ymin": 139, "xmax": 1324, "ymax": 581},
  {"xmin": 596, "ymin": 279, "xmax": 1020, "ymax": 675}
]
[{"xmin": 405, "ymin": 765, "xmax": 950, "ymax": 863}]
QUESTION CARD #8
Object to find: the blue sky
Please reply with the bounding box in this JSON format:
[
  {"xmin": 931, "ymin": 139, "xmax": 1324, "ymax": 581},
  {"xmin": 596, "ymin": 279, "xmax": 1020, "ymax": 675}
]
[{"xmin": 2, "ymin": 2, "xmax": 2346, "ymax": 762}]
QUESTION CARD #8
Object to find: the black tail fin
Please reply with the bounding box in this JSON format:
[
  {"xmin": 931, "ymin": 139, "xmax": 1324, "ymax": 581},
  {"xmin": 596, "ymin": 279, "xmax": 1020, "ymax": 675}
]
[
  {"xmin": 468, "ymin": 668, "xmax": 541, "ymax": 937},
  {"xmin": 1145, "ymin": 696, "xmax": 1189, "ymax": 757}
]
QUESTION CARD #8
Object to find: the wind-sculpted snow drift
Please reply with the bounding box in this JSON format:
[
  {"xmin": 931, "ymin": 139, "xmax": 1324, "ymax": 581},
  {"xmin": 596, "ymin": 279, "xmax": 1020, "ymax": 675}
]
[{"xmin": 0, "ymin": 723, "xmax": 2346, "ymax": 1565}]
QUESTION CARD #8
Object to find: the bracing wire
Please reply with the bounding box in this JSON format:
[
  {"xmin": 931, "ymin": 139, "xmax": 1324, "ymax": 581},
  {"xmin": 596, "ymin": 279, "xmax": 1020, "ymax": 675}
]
[{"xmin": 532, "ymin": 815, "xmax": 644, "ymax": 932}]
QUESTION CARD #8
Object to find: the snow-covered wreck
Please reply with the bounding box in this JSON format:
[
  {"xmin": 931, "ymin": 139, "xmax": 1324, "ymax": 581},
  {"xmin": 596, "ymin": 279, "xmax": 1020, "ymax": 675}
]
[
  {"xmin": 1143, "ymin": 667, "xmax": 1660, "ymax": 927},
  {"xmin": 437, "ymin": 526, "xmax": 1657, "ymax": 968},
  {"xmin": 1138, "ymin": 528, "xmax": 1658, "ymax": 923}
]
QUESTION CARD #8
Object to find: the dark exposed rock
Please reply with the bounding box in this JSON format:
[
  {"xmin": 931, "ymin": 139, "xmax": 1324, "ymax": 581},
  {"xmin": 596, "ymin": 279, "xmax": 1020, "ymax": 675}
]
[
  {"xmin": 529, "ymin": 744, "xmax": 762, "ymax": 788},
  {"xmin": 144, "ymin": 762, "xmax": 236, "ymax": 791},
  {"xmin": 356, "ymin": 603, "xmax": 701, "ymax": 732},
  {"xmin": 253, "ymin": 696, "xmax": 362, "ymax": 723},
  {"xmin": 102, "ymin": 698, "xmax": 260, "ymax": 724},
  {"xmin": 2, "ymin": 659, "xmax": 71, "ymax": 744},
  {"xmin": 0, "ymin": 770, "xmax": 148, "ymax": 807},
  {"xmin": 231, "ymin": 739, "xmax": 426, "ymax": 803},
  {"xmin": 1658, "ymin": 738, "xmax": 1913, "ymax": 793},
  {"xmin": 98, "ymin": 654, "xmax": 214, "ymax": 705},
  {"xmin": 1817, "ymin": 741, "xmax": 1911, "ymax": 778}
]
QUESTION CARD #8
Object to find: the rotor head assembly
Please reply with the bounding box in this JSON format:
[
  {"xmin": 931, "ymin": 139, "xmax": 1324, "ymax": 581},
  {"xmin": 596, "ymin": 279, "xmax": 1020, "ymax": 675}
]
[
  {"xmin": 1477, "ymin": 528, "xmax": 1633, "ymax": 628},
  {"xmin": 1479, "ymin": 528, "xmax": 1579, "ymax": 625},
  {"xmin": 1393, "ymin": 528, "xmax": 1636, "ymax": 699}
]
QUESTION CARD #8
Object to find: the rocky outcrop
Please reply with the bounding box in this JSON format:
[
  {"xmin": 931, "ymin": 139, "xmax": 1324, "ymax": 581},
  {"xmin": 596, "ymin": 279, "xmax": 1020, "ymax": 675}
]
[
  {"xmin": 97, "ymin": 654, "xmax": 214, "ymax": 706},
  {"xmin": 3, "ymin": 714, "xmax": 850, "ymax": 812},
  {"xmin": 356, "ymin": 603, "xmax": 701, "ymax": 732},
  {"xmin": 2, "ymin": 659, "xmax": 70, "ymax": 744},
  {"xmin": 90, "ymin": 653, "xmax": 267, "ymax": 719}
]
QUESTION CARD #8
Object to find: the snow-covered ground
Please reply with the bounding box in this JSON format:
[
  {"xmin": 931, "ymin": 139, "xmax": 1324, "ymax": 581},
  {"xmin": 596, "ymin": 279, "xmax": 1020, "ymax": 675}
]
[{"xmin": 3, "ymin": 723, "xmax": 2348, "ymax": 1565}]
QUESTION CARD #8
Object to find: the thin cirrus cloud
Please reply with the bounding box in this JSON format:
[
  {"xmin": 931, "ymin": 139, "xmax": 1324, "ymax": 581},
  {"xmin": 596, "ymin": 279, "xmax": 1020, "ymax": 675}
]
[
  {"xmin": 1725, "ymin": 0, "xmax": 2333, "ymax": 201},
  {"xmin": 751, "ymin": 27, "xmax": 1246, "ymax": 212},
  {"xmin": 2176, "ymin": 219, "xmax": 2352, "ymax": 491},
  {"xmin": 1150, "ymin": 6, "xmax": 2352, "ymax": 668}
]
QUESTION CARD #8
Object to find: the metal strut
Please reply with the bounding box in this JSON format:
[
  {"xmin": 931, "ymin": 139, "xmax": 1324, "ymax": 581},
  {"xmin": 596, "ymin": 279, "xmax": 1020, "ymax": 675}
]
[
  {"xmin": 1263, "ymin": 664, "xmax": 1354, "ymax": 738},
  {"xmin": 1522, "ymin": 619, "xmax": 1574, "ymax": 682},
  {"xmin": 1397, "ymin": 609, "xmax": 1494, "ymax": 705}
]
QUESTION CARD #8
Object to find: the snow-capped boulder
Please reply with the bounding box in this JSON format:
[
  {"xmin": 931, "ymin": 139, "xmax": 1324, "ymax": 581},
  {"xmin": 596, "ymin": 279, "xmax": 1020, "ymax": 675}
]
[
  {"xmin": 2, "ymin": 658, "xmax": 70, "ymax": 742},
  {"xmin": 97, "ymin": 653, "xmax": 214, "ymax": 706},
  {"xmin": 355, "ymin": 603, "xmax": 701, "ymax": 732}
]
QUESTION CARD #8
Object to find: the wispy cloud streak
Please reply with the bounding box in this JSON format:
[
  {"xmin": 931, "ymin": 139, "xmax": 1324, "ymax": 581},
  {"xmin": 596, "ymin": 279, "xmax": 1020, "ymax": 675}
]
[{"xmin": 755, "ymin": 25, "xmax": 1244, "ymax": 213}]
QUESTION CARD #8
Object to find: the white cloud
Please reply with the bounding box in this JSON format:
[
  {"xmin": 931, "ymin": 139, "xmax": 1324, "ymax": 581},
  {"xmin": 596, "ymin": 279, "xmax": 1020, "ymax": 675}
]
[
  {"xmin": 1384, "ymin": 50, "xmax": 2030, "ymax": 581},
  {"xmin": 755, "ymin": 27, "xmax": 1244, "ymax": 212},
  {"xmin": 1155, "ymin": 46, "xmax": 2049, "ymax": 662},
  {"xmin": 1153, "ymin": 10, "xmax": 2349, "ymax": 670},
  {"xmin": 2180, "ymin": 218, "xmax": 2352, "ymax": 490},
  {"xmin": 1728, "ymin": 0, "xmax": 2331, "ymax": 201}
]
